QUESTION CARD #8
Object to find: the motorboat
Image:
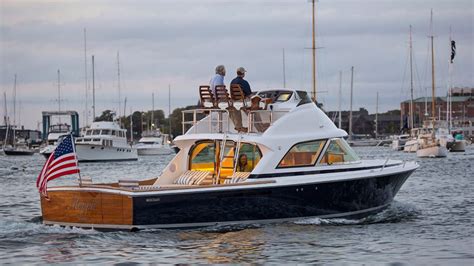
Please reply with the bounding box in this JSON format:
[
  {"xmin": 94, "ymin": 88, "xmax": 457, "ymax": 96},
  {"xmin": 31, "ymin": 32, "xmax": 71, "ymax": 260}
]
[
  {"xmin": 39, "ymin": 123, "xmax": 71, "ymax": 158},
  {"xmin": 134, "ymin": 128, "xmax": 174, "ymax": 155},
  {"xmin": 391, "ymin": 134, "xmax": 410, "ymax": 151},
  {"xmin": 448, "ymin": 130, "xmax": 466, "ymax": 152},
  {"xmin": 40, "ymin": 89, "xmax": 418, "ymax": 230},
  {"xmin": 74, "ymin": 121, "xmax": 137, "ymax": 162}
]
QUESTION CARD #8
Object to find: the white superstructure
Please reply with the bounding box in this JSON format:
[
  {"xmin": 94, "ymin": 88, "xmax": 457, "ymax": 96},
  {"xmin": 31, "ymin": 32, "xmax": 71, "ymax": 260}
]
[
  {"xmin": 135, "ymin": 129, "xmax": 173, "ymax": 155},
  {"xmin": 75, "ymin": 121, "xmax": 137, "ymax": 162},
  {"xmin": 39, "ymin": 124, "xmax": 71, "ymax": 158}
]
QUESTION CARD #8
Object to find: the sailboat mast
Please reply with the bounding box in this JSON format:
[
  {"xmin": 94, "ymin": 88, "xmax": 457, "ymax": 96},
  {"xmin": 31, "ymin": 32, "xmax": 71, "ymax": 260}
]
[
  {"xmin": 129, "ymin": 107, "xmax": 133, "ymax": 143},
  {"xmin": 12, "ymin": 74, "xmax": 16, "ymax": 126},
  {"xmin": 375, "ymin": 92, "xmax": 379, "ymax": 139},
  {"xmin": 311, "ymin": 0, "xmax": 317, "ymax": 102},
  {"xmin": 92, "ymin": 55, "xmax": 96, "ymax": 122},
  {"xmin": 117, "ymin": 51, "xmax": 121, "ymax": 123},
  {"xmin": 151, "ymin": 92, "xmax": 155, "ymax": 130},
  {"xmin": 338, "ymin": 70, "xmax": 342, "ymax": 129},
  {"xmin": 168, "ymin": 84, "xmax": 171, "ymax": 135},
  {"xmin": 448, "ymin": 27, "xmax": 453, "ymax": 130},
  {"xmin": 84, "ymin": 28, "xmax": 89, "ymax": 126},
  {"xmin": 3, "ymin": 92, "xmax": 7, "ymax": 126},
  {"xmin": 57, "ymin": 69, "xmax": 61, "ymax": 113},
  {"xmin": 409, "ymin": 25, "xmax": 414, "ymax": 129},
  {"xmin": 349, "ymin": 66, "xmax": 354, "ymax": 140},
  {"xmin": 430, "ymin": 9, "xmax": 436, "ymax": 120}
]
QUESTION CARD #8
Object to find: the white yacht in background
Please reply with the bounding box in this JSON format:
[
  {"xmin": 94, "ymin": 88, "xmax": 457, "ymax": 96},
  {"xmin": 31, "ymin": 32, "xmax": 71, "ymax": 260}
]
[
  {"xmin": 39, "ymin": 123, "xmax": 71, "ymax": 158},
  {"xmin": 75, "ymin": 121, "xmax": 137, "ymax": 162},
  {"xmin": 135, "ymin": 128, "xmax": 173, "ymax": 155}
]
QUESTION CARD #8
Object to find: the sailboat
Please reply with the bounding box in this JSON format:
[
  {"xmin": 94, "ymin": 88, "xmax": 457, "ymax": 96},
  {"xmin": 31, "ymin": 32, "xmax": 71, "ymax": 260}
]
[
  {"xmin": 445, "ymin": 30, "xmax": 466, "ymax": 152},
  {"xmin": 399, "ymin": 25, "xmax": 419, "ymax": 153},
  {"xmin": 3, "ymin": 74, "xmax": 35, "ymax": 156},
  {"xmin": 417, "ymin": 10, "xmax": 448, "ymax": 158}
]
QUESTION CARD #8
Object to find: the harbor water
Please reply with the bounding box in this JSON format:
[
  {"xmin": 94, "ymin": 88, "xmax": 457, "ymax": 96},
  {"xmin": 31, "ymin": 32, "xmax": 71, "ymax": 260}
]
[{"xmin": 0, "ymin": 146, "xmax": 473, "ymax": 264}]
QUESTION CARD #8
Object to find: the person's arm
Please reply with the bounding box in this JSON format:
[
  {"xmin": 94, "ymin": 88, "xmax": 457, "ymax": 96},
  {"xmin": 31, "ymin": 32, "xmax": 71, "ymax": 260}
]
[{"xmin": 243, "ymin": 80, "xmax": 252, "ymax": 96}]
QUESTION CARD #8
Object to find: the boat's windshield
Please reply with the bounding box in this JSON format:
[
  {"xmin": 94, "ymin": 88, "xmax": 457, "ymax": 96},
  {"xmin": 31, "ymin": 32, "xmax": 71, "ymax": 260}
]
[
  {"xmin": 189, "ymin": 140, "xmax": 262, "ymax": 178},
  {"xmin": 319, "ymin": 138, "xmax": 359, "ymax": 165},
  {"xmin": 278, "ymin": 140, "xmax": 326, "ymax": 168}
]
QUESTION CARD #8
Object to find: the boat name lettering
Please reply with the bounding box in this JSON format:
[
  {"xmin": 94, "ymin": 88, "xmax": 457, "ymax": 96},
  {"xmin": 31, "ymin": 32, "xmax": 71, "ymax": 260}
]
[
  {"xmin": 146, "ymin": 198, "xmax": 160, "ymax": 202},
  {"xmin": 68, "ymin": 197, "xmax": 98, "ymax": 213}
]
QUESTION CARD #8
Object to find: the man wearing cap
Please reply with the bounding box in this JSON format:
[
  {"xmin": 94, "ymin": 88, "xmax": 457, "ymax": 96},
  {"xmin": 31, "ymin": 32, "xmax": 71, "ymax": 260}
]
[{"xmin": 230, "ymin": 67, "xmax": 252, "ymax": 97}]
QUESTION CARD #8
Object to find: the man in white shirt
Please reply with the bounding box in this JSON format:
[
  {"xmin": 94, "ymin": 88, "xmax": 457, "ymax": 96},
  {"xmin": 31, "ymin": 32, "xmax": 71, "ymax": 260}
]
[{"xmin": 209, "ymin": 65, "xmax": 226, "ymax": 96}]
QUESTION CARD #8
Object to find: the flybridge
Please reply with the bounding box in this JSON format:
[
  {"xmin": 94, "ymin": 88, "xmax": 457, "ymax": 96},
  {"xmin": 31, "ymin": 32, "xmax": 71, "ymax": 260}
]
[{"xmin": 182, "ymin": 88, "xmax": 312, "ymax": 135}]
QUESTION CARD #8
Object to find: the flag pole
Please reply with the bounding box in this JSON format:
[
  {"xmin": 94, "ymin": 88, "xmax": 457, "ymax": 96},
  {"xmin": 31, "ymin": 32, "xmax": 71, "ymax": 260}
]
[{"xmin": 71, "ymin": 133, "xmax": 82, "ymax": 187}]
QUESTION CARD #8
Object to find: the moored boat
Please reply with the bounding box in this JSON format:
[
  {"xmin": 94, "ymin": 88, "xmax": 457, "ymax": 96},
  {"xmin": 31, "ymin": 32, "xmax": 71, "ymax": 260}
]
[
  {"xmin": 39, "ymin": 123, "xmax": 71, "ymax": 158},
  {"xmin": 134, "ymin": 129, "xmax": 173, "ymax": 155},
  {"xmin": 74, "ymin": 121, "xmax": 137, "ymax": 162},
  {"xmin": 40, "ymin": 88, "xmax": 418, "ymax": 230}
]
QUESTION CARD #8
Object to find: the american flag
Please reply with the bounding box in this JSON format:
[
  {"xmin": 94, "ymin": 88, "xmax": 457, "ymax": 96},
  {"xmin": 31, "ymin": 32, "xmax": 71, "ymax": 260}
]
[{"xmin": 36, "ymin": 134, "xmax": 80, "ymax": 196}]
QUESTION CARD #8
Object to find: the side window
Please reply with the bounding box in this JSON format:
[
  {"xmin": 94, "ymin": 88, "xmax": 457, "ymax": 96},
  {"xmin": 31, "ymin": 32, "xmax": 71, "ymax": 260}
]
[
  {"xmin": 319, "ymin": 138, "xmax": 359, "ymax": 165},
  {"xmin": 236, "ymin": 143, "xmax": 262, "ymax": 172},
  {"xmin": 278, "ymin": 140, "xmax": 326, "ymax": 168},
  {"xmin": 190, "ymin": 141, "xmax": 216, "ymax": 173}
]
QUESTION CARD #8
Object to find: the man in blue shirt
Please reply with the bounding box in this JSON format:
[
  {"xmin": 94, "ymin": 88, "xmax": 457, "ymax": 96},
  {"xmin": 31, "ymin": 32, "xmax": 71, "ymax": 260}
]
[
  {"xmin": 230, "ymin": 67, "xmax": 252, "ymax": 97},
  {"xmin": 210, "ymin": 65, "xmax": 226, "ymax": 96}
]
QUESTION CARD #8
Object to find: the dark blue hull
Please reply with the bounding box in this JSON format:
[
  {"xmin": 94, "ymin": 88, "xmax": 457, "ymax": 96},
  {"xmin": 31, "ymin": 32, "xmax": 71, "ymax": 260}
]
[{"xmin": 132, "ymin": 170, "xmax": 413, "ymax": 227}]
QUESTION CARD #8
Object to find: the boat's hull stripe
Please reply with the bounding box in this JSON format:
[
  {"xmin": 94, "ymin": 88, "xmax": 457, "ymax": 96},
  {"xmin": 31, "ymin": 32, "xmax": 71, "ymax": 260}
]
[{"xmin": 249, "ymin": 163, "xmax": 401, "ymax": 179}]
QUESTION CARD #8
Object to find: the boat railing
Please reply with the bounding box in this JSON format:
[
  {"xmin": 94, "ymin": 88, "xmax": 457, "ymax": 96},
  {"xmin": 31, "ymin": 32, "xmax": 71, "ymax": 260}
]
[
  {"xmin": 182, "ymin": 108, "xmax": 289, "ymax": 135},
  {"xmin": 247, "ymin": 110, "xmax": 287, "ymax": 133},
  {"xmin": 182, "ymin": 109, "xmax": 229, "ymax": 134}
]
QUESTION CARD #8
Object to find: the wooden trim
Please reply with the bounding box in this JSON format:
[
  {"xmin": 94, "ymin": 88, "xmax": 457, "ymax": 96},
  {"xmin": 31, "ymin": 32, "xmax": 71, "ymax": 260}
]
[{"xmin": 41, "ymin": 190, "xmax": 133, "ymax": 226}]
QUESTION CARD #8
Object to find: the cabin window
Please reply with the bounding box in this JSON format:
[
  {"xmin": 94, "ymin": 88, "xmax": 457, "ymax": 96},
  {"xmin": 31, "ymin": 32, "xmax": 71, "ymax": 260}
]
[
  {"xmin": 318, "ymin": 138, "xmax": 359, "ymax": 165},
  {"xmin": 189, "ymin": 140, "xmax": 262, "ymax": 177},
  {"xmin": 115, "ymin": 131, "xmax": 120, "ymax": 137},
  {"xmin": 190, "ymin": 141, "xmax": 216, "ymax": 173},
  {"xmin": 111, "ymin": 130, "xmax": 116, "ymax": 136},
  {"xmin": 102, "ymin": 129, "xmax": 111, "ymax": 135},
  {"xmin": 85, "ymin": 130, "xmax": 92, "ymax": 136},
  {"xmin": 236, "ymin": 143, "xmax": 262, "ymax": 172},
  {"xmin": 92, "ymin": 130, "xmax": 100, "ymax": 135},
  {"xmin": 278, "ymin": 140, "xmax": 326, "ymax": 168}
]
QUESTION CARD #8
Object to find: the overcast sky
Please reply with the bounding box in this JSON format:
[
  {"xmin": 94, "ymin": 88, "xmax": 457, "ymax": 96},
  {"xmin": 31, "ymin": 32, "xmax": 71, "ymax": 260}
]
[{"xmin": 1, "ymin": 0, "xmax": 473, "ymax": 129}]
